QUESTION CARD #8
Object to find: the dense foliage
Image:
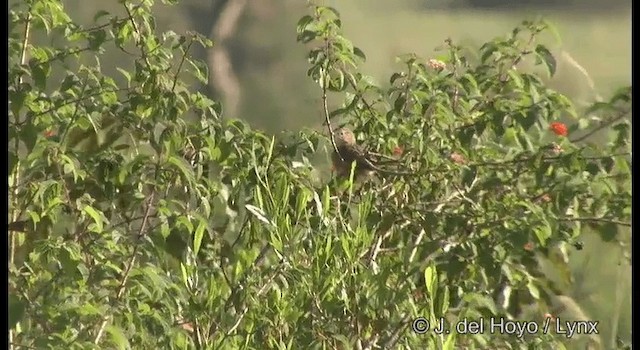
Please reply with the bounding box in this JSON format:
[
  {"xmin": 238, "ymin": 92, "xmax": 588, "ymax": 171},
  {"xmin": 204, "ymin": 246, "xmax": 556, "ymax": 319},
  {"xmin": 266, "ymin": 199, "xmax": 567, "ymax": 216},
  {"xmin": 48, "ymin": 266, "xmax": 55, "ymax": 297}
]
[{"xmin": 9, "ymin": 0, "xmax": 630, "ymax": 349}]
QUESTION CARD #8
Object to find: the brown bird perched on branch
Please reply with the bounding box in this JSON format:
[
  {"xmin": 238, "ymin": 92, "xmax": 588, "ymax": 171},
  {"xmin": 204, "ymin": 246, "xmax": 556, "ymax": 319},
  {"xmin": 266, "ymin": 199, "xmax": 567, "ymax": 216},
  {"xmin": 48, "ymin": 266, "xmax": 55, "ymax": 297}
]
[
  {"xmin": 331, "ymin": 127, "xmax": 416, "ymax": 180},
  {"xmin": 331, "ymin": 127, "xmax": 376, "ymax": 180}
]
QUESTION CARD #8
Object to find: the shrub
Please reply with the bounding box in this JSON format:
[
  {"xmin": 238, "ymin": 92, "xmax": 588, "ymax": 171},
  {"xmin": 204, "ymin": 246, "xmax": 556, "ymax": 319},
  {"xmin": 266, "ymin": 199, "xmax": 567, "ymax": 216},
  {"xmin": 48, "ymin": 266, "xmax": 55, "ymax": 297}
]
[{"xmin": 9, "ymin": 1, "xmax": 630, "ymax": 349}]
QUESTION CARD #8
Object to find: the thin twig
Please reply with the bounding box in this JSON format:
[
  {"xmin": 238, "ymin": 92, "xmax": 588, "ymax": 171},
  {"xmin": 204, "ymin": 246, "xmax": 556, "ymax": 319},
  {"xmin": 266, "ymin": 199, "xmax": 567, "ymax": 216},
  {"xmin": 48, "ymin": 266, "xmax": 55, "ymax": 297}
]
[
  {"xmin": 470, "ymin": 151, "xmax": 630, "ymax": 168},
  {"xmin": 608, "ymin": 243, "xmax": 627, "ymax": 349},
  {"xmin": 220, "ymin": 239, "xmax": 274, "ymax": 317},
  {"xmin": 93, "ymin": 190, "xmax": 156, "ymax": 344},
  {"xmin": 559, "ymin": 216, "xmax": 630, "ymax": 227},
  {"xmin": 123, "ymin": 3, "xmax": 151, "ymax": 68},
  {"xmin": 322, "ymin": 69, "xmax": 343, "ymax": 161},
  {"xmin": 220, "ymin": 217, "xmax": 251, "ymax": 290},
  {"xmin": 171, "ymin": 37, "xmax": 194, "ymax": 92},
  {"xmin": 9, "ymin": 343, "xmax": 38, "ymax": 350},
  {"xmin": 510, "ymin": 32, "xmax": 536, "ymax": 69},
  {"xmin": 362, "ymin": 220, "xmax": 409, "ymax": 274},
  {"xmin": 399, "ymin": 64, "xmax": 414, "ymax": 117},
  {"xmin": 32, "ymin": 87, "xmax": 129, "ymax": 118},
  {"xmin": 18, "ymin": 10, "xmax": 32, "ymax": 85},
  {"xmin": 10, "ymin": 13, "xmax": 33, "ymax": 350},
  {"xmin": 346, "ymin": 73, "xmax": 379, "ymax": 122},
  {"xmin": 366, "ymin": 151, "xmax": 403, "ymax": 162},
  {"xmin": 318, "ymin": 33, "xmax": 344, "ymax": 162},
  {"xmin": 222, "ymin": 259, "xmax": 285, "ymax": 339},
  {"xmin": 570, "ymin": 111, "xmax": 628, "ymax": 144},
  {"xmin": 408, "ymin": 229, "xmax": 426, "ymax": 264},
  {"xmin": 383, "ymin": 314, "xmax": 411, "ymax": 349},
  {"xmin": 58, "ymin": 75, "xmax": 90, "ymax": 147},
  {"xmin": 33, "ymin": 46, "xmax": 98, "ymax": 68},
  {"xmin": 365, "ymin": 236, "xmax": 383, "ymax": 271}
]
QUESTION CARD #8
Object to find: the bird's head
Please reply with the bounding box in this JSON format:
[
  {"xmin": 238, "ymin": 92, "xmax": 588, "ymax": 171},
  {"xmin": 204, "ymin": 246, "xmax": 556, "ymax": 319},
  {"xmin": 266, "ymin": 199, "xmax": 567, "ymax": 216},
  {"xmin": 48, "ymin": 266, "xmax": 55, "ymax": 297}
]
[{"xmin": 334, "ymin": 127, "xmax": 356, "ymax": 147}]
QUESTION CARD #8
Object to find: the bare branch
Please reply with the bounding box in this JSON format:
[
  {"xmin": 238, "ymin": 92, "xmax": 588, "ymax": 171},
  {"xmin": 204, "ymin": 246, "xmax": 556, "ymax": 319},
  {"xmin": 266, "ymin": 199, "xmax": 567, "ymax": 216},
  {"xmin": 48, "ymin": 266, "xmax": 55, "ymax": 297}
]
[{"xmin": 559, "ymin": 216, "xmax": 630, "ymax": 227}]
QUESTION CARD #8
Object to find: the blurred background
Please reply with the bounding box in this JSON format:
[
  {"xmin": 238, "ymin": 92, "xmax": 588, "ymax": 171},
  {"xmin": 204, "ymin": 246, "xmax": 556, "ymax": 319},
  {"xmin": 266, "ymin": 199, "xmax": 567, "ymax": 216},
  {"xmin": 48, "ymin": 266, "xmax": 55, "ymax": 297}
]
[
  {"xmin": 63, "ymin": 0, "xmax": 632, "ymax": 133},
  {"xmin": 43, "ymin": 0, "xmax": 634, "ymax": 346}
]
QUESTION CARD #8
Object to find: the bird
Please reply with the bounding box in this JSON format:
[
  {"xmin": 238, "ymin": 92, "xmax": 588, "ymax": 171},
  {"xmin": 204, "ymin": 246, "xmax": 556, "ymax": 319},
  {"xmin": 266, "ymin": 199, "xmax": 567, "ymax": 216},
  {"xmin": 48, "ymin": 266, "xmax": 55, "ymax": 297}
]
[
  {"xmin": 331, "ymin": 127, "xmax": 416, "ymax": 180},
  {"xmin": 331, "ymin": 127, "xmax": 377, "ymax": 180}
]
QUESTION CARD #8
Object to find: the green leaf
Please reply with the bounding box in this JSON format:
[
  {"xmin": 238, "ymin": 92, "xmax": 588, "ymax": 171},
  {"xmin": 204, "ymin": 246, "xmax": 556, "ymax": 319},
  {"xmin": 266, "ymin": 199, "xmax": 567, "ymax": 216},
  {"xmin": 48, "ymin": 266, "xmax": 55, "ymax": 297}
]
[
  {"xmin": 59, "ymin": 74, "xmax": 78, "ymax": 92},
  {"xmin": 78, "ymin": 303, "xmax": 103, "ymax": 316},
  {"xmin": 332, "ymin": 334, "xmax": 352, "ymax": 347},
  {"xmin": 609, "ymin": 86, "xmax": 631, "ymax": 104},
  {"xmin": 443, "ymin": 329, "xmax": 458, "ymax": 350},
  {"xmin": 83, "ymin": 205, "xmax": 105, "ymax": 232},
  {"xmin": 191, "ymin": 31, "xmax": 214, "ymax": 48},
  {"xmin": 7, "ymin": 150, "xmax": 17, "ymax": 179},
  {"xmin": 534, "ymin": 222, "xmax": 552, "ymax": 246},
  {"xmin": 93, "ymin": 10, "xmax": 110, "ymax": 22},
  {"xmin": 507, "ymin": 69, "xmax": 524, "ymax": 89},
  {"xmin": 321, "ymin": 186, "xmax": 331, "ymax": 217},
  {"xmin": 390, "ymin": 72, "xmax": 403, "ymax": 85},
  {"xmin": 393, "ymin": 94, "xmax": 406, "ymax": 112},
  {"xmin": 115, "ymin": 21, "xmax": 134, "ymax": 48},
  {"xmin": 188, "ymin": 59, "xmax": 209, "ymax": 84},
  {"xmin": 480, "ymin": 42, "xmax": 498, "ymax": 63},
  {"xmin": 167, "ymin": 155, "xmax": 195, "ymax": 187},
  {"xmin": 329, "ymin": 69, "xmax": 346, "ymax": 91},
  {"xmin": 439, "ymin": 285, "xmax": 450, "ymax": 315},
  {"xmin": 424, "ymin": 264, "xmax": 437, "ymax": 298},
  {"xmin": 176, "ymin": 216, "xmax": 194, "ymax": 233},
  {"xmin": 312, "ymin": 190, "xmax": 324, "ymax": 219},
  {"xmin": 105, "ymin": 325, "xmax": 130, "ymax": 350},
  {"xmin": 297, "ymin": 30, "xmax": 318, "ymax": 44},
  {"xmin": 180, "ymin": 263, "xmax": 190, "ymax": 288},
  {"xmin": 30, "ymin": 61, "xmax": 50, "ymax": 90},
  {"xmin": 295, "ymin": 187, "xmax": 311, "ymax": 220},
  {"xmin": 84, "ymin": 112, "xmax": 101, "ymax": 136},
  {"xmin": 193, "ymin": 220, "xmax": 206, "ymax": 255},
  {"xmin": 9, "ymin": 293, "xmax": 26, "ymax": 328},
  {"xmin": 296, "ymin": 15, "xmax": 314, "ymax": 33},
  {"xmin": 460, "ymin": 73, "xmax": 480, "ymax": 96},
  {"xmin": 116, "ymin": 68, "xmax": 132, "ymax": 84},
  {"xmin": 520, "ymin": 107, "xmax": 539, "ymax": 130},
  {"xmin": 339, "ymin": 232, "xmax": 352, "ymax": 261},
  {"xmin": 599, "ymin": 221, "xmax": 619, "ymax": 242},
  {"xmin": 88, "ymin": 29, "xmax": 107, "ymax": 51},
  {"xmin": 353, "ymin": 46, "xmax": 366, "ymax": 62},
  {"xmin": 323, "ymin": 6, "xmax": 341, "ymax": 20},
  {"xmin": 535, "ymin": 44, "xmax": 556, "ymax": 77},
  {"xmin": 463, "ymin": 293, "xmax": 498, "ymax": 314},
  {"xmin": 527, "ymin": 280, "xmax": 540, "ymax": 299},
  {"xmin": 245, "ymin": 204, "xmax": 273, "ymax": 227}
]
